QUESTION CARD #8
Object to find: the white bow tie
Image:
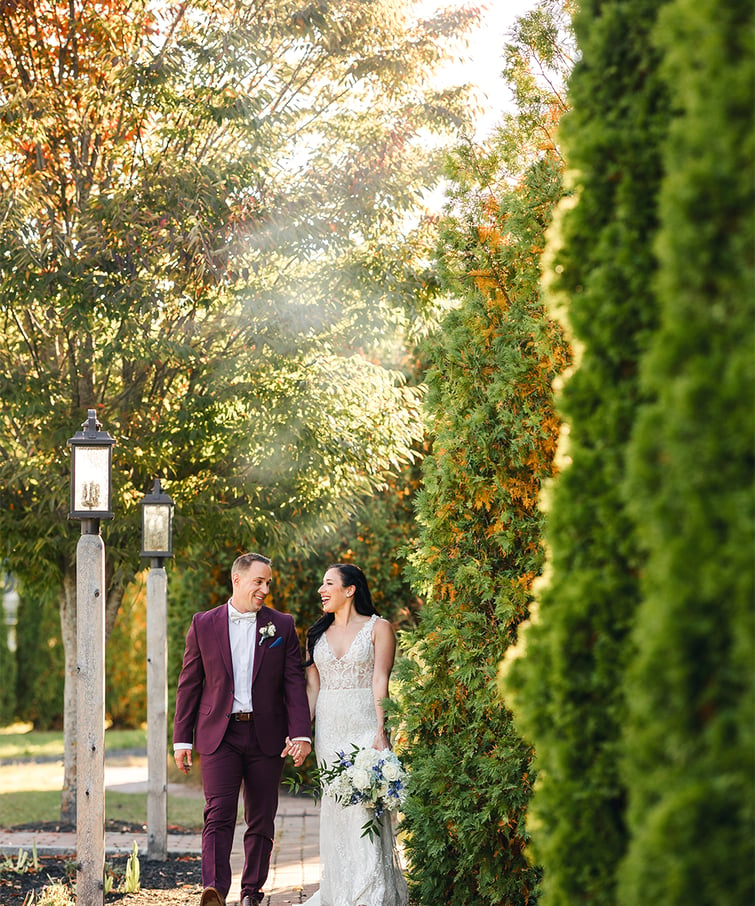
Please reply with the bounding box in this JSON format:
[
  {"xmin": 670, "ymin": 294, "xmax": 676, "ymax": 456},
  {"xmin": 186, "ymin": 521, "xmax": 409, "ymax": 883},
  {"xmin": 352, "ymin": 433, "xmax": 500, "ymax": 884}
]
[{"xmin": 230, "ymin": 611, "xmax": 257, "ymax": 623}]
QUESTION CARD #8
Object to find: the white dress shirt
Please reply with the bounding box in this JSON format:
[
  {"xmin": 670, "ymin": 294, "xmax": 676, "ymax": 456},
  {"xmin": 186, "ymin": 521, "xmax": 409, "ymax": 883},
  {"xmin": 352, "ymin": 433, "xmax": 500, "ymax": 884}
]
[{"xmin": 228, "ymin": 601, "xmax": 256, "ymax": 713}]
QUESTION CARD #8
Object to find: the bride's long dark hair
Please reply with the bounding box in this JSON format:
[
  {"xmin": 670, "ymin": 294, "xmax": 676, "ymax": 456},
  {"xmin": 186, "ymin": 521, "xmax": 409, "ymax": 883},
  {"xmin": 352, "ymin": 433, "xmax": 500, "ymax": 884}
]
[{"xmin": 304, "ymin": 563, "xmax": 378, "ymax": 666}]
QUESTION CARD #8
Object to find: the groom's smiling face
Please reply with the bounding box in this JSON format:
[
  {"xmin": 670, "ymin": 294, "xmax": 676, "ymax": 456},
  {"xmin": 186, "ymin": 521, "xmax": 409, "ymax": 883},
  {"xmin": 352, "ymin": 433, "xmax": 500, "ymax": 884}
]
[{"xmin": 232, "ymin": 562, "xmax": 272, "ymax": 613}]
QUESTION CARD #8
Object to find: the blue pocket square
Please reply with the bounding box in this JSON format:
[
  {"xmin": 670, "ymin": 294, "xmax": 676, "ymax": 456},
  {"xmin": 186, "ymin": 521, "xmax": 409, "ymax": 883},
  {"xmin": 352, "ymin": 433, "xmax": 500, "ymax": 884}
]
[{"xmin": 269, "ymin": 637, "xmax": 283, "ymax": 649}]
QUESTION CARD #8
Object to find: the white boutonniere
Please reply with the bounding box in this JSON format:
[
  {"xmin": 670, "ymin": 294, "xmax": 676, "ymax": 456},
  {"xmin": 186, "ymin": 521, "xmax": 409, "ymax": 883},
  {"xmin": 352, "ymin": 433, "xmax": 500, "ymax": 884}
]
[{"xmin": 258, "ymin": 623, "xmax": 277, "ymax": 646}]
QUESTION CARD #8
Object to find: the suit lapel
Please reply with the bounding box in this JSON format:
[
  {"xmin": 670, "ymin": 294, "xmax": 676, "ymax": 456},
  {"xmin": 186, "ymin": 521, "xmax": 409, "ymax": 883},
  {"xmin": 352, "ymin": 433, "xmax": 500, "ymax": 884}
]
[
  {"xmin": 213, "ymin": 602, "xmax": 234, "ymax": 681},
  {"xmin": 252, "ymin": 606, "xmax": 273, "ymax": 685}
]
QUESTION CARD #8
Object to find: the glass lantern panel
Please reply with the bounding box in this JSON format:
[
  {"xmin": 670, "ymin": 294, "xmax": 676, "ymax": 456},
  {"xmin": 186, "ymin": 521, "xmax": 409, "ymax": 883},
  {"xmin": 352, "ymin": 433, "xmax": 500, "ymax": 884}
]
[
  {"xmin": 72, "ymin": 446, "xmax": 110, "ymax": 513},
  {"xmin": 143, "ymin": 504, "xmax": 171, "ymax": 553}
]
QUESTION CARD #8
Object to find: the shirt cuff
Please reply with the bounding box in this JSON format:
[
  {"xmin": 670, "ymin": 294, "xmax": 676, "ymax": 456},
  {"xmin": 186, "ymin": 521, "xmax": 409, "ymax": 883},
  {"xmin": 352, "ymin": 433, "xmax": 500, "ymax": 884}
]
[
  {"xmin": 291, "ymin": 737, "xmax": 311, "ymax": 744},
  {"xmin": 173, "ymin": 743, "xmax": 193, "ymax": 751}
]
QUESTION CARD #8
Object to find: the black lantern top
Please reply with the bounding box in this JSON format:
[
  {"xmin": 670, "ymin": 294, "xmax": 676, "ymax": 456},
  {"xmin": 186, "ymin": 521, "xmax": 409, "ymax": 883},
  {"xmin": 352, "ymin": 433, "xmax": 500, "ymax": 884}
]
[
  {"xmin": 67, "ymin": 409, "xmax": 116, "ymax": 520},
  {"xmin": 141, "ymin": 478, "xmax": 174, "ymax": 559}
]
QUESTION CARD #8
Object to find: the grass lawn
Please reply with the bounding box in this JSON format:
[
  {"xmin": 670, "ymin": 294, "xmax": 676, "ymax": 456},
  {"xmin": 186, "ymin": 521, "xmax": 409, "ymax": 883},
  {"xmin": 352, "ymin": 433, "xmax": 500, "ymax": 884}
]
[
  {"xmin": 0, "ymin": 724, "xmax": 208, "ymax": 830},
  {"xmin": 0, "ymin": 723, "xmax": 146, "ymax": 761},
  {"xmin": 0, "ymin": 788, "xmax": 204, "ymax": 830}
]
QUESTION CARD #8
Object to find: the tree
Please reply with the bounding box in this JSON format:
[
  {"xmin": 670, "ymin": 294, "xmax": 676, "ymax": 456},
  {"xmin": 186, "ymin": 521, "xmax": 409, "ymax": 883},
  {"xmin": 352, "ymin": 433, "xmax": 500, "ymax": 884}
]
[
  {"xmin": 0, "ymin": 0, "xmax": 479, "ymax": 820},
  {"xmin": 506, "ymin": 0, "xmax": 672, "ymax": 901},
  {"xmin": 15, "ymin": 579, "xmax": 65, "ymax": 730},
  {"xmin": 270, "ymin": 350, "xmax": 429, "ymax": 636},
  {"xmin": 393, "ymin": 4, "xmax": 572, "ymax": 901},
  {"xmin": 273, "ymin": 437, "xmax": 425, "ymax": 633},
  {"xmin": 619, "ymin": 0, "xmax": 755, "ymax": 901}
]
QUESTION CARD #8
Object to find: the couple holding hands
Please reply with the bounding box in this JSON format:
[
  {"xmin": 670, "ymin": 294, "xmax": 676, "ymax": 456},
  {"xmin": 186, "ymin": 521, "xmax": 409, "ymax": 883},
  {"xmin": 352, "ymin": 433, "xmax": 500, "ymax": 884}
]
[{"xmin": 173, "ymin": 552, "xmax": 408, "ymax": 906}]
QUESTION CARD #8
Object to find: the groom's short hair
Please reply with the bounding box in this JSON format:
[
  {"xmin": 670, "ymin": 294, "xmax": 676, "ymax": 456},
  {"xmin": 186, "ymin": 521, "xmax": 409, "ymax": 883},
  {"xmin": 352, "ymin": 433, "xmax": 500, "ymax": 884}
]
[{"xmin": 231, "ymin": 552, "xmax": 272, "ymax": 575}]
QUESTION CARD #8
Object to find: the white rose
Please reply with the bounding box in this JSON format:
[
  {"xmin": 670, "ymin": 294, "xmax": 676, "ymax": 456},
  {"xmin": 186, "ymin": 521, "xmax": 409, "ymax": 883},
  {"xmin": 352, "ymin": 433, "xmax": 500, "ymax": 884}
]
[
  {"xmin": 355, "ymin": 748, "xmax": 379, "ymax": 770},
  {"xmin": 381, "ymin": 761, "xmax": 402, "ymax": 782},
  {"xmin": 350, "ymin": 767, "xmax": 372, "ymax": 791}
]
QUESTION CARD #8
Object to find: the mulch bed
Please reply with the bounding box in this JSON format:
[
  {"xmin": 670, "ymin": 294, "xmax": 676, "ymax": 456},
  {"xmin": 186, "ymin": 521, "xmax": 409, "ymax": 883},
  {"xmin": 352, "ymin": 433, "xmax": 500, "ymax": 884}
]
[{"xmin": 0, "ymin": 822, "xmax": 202, "ymax": 905}]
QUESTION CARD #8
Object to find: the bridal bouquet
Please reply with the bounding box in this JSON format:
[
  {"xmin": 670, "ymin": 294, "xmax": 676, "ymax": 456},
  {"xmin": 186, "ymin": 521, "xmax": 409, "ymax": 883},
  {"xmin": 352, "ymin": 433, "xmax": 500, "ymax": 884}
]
[{"xmin": 318, "ymin": 744, "xmax": 408, "ymax": 839}]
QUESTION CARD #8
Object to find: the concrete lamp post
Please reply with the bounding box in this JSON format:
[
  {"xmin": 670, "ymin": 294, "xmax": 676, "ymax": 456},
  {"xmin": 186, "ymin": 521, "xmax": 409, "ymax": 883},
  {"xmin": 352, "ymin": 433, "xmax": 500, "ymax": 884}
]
[
  {"xmin": 140, "ymin": 479, "xmax": 174, "ymax": 861},
  {"xmin": 67, "ymin": 408, "xmax": 115, "ymax": 906}
]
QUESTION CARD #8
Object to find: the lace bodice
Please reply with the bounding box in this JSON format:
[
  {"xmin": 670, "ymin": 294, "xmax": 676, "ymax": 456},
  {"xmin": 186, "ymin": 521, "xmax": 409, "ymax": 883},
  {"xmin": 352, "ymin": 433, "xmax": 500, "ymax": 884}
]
[
  {"xmin": 313, "ymin": 614, "xmax": 378, "ymax": 691},
  {"xmin": 305, "ymin": 611, "xmax": 408, "ymax": 906}
]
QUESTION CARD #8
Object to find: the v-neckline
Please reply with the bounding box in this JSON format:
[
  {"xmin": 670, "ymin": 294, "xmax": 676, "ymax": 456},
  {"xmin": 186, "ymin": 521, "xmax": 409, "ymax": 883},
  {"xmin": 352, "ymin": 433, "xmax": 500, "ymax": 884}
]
[{"xmin": 324, "ymin": 615, "xmax": 373, "ymax": 661}]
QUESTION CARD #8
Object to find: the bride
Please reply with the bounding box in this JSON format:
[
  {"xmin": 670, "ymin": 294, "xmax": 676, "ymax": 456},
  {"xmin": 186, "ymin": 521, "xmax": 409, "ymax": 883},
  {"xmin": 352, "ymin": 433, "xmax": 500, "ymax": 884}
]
[{"xmin": 303, "ymin": 563, "xmax": 408, "ymax": 906}]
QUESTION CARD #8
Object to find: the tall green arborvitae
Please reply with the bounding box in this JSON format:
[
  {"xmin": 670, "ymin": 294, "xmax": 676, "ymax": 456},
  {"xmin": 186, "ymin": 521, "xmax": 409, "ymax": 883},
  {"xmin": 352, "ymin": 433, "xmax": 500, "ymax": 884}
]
[
  {"xmin": 394, "ymin": 153, "xmax": 567, "ymax": 905},
  {"xmin": 506, "ymin": 1, "xmax": 671, "ymax": 902},
  {"xmin": 619, "ymin": 0, "xmax": 755, "ymax": 902},
  {"xmin": 393, "ymin": 8, "xmax": 573, "ymax": 899}
]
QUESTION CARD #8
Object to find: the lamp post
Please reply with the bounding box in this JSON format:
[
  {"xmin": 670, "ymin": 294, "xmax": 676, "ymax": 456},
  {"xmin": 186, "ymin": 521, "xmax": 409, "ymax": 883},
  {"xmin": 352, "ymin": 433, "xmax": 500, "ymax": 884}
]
[
  {"xmin": 67, "ymin": 409, "xmax": 115, "ymax": 906},
  {"xmin": 2, "ymin": 573, "xmax": 19, "ymax": 653},
  {"xmin": 141, "ymin": 479, "xmax": 174, "ymax": 861}
]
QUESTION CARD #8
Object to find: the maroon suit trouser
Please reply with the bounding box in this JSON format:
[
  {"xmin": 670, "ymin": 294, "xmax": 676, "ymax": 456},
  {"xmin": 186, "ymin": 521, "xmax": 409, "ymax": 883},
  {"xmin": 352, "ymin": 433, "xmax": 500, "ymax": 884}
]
[{"xmin": 200, "ymin": 718, "xmax": 284, "ymax": 900}]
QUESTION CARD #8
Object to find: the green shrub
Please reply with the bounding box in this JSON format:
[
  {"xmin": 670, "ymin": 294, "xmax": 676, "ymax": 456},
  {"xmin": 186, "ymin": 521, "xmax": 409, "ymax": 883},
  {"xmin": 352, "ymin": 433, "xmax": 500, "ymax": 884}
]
[
  {"xmin": 106, "ymin": 576, "xmax": 147, "ymax": 728},
  {"xmin": 395, "ymin": 139, "xmax": 568, "ymax": 902},
  {"xmin": 506, "ymin": 0, "xmax": 672, "ymax": 902},
  {"xmin": 619, "ymin": 0, "xmax": 755, "ymax": 902},
  {"xmin": 16, "ymin": 583, "xmax": 64, "ymax": 730}
]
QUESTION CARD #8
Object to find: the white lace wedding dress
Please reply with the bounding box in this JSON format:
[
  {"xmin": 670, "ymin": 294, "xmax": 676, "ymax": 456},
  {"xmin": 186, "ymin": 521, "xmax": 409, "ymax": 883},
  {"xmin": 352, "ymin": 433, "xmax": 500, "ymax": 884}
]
[{"xmin": 304, "ymin": 614, "xmax": 408, "ymax": 906}]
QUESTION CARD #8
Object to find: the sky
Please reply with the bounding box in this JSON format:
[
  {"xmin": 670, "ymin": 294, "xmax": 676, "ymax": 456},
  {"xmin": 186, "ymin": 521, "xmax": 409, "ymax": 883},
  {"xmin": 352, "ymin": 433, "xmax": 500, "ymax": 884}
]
[{"xmin": 431, "ymin": 0, "xmax": 537, "ymax": 137}]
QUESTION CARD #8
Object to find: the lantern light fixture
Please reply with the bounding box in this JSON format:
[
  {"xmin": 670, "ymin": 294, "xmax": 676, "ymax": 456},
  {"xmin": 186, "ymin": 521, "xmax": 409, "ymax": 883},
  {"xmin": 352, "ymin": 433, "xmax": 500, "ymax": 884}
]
[
  {"xmin": 140, "ymin": 478, "xmax": 174, "ymax": 560},
  {"xmin": 67, "ymin": 409, "xmax": 115, "ymax": 522}
]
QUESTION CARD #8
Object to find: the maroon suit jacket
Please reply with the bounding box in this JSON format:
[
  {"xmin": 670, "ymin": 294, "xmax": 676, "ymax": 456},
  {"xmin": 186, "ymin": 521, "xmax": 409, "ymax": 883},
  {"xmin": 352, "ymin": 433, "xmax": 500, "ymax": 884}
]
[{"xmin": 173, "ymin": 602, "xmax": 311, "ymax": 757}]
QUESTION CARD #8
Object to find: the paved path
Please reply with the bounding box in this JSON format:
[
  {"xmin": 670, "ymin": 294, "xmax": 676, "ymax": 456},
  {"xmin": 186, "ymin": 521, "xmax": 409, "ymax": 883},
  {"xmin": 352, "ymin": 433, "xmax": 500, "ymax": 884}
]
[{"xmin": 0, "ymin": 760, "xmax": 321, "ymax": 905}]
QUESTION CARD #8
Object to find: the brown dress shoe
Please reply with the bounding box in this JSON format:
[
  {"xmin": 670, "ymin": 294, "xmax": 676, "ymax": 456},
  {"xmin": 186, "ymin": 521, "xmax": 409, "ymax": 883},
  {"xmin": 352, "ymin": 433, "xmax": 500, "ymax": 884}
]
[{"xmin": 199, "ymin": 887, "xmax": 225, "ymax": 906}]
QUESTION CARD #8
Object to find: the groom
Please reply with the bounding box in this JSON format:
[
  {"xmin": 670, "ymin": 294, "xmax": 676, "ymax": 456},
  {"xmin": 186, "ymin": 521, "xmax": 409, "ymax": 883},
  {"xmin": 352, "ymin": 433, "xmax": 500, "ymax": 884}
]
[{"xmin": 173, "ymin": 552, "xmax": 312, "ymax": 906}]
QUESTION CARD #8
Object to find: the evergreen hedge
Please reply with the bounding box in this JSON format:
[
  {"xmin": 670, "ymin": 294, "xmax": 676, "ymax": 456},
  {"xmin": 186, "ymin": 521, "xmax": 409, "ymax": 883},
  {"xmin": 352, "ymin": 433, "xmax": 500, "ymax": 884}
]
[
  {"xmin": 505, "ymin": 1, "xmax": 671, "ymax": 902},
  {"xmin": 394, "ymin": 138, "xmax": 569, "ymax": 901},
  {"xmin": 391, "ymin": 9, "xmax": 574, "ymax": 901},
  {"xmin": 619, "ymin": 0, "xmax": 755, "ymax": 902}
]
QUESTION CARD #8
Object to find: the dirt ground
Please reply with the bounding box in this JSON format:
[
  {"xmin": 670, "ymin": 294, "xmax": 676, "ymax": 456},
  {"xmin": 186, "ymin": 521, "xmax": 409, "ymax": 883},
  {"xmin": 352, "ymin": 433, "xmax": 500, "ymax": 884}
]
[
  {"xmin": 0, "ymin": 851, "xmax": 203, "ymax": 904},
  {"xmin": 0, "ymin": 821, "xmax": 203, "ymax": 905}
]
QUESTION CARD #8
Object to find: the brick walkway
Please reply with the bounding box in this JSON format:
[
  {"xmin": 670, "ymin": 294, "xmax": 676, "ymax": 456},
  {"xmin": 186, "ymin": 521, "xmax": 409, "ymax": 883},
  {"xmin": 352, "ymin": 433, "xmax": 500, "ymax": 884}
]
[{"xmin": 229, "ymin": 794, "xmax": 321, "ymax": 904}]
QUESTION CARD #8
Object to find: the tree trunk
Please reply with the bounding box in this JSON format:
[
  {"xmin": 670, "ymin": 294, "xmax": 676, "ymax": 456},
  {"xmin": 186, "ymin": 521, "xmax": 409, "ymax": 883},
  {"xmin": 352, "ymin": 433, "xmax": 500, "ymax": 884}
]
[
  {"xmin": 60, "ymin": 566, "xmax": 77, "ymax": 825},
  {"xmin": 105, "ymin": 583, "xmax": 125, "ymax": 641}
]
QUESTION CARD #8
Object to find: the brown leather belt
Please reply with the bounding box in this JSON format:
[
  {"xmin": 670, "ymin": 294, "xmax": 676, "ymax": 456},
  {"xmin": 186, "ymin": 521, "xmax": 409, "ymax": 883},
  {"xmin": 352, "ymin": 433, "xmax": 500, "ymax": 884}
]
[{"xmin": 231, "ymin": 712, "xmax": 253, "ymax": 722}]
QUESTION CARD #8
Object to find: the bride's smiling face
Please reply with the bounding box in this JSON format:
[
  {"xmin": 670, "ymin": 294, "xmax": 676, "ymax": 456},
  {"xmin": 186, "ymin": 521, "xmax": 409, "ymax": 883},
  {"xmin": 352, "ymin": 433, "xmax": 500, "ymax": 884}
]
[{"xmin": 318, "ymin": 568, "xmax": 355, "ymax": 614}]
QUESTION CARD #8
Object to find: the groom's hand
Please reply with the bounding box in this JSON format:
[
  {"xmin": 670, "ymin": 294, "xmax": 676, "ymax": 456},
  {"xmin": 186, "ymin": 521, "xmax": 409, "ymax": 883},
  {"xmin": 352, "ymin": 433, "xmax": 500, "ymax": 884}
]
[
  {"xmin": 282, "ymin": 736, "xmax": 311, "ymax": 767},
  {"xmin": 174, "ymin": 749, "xmax": 193, "ymax": 775}
]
